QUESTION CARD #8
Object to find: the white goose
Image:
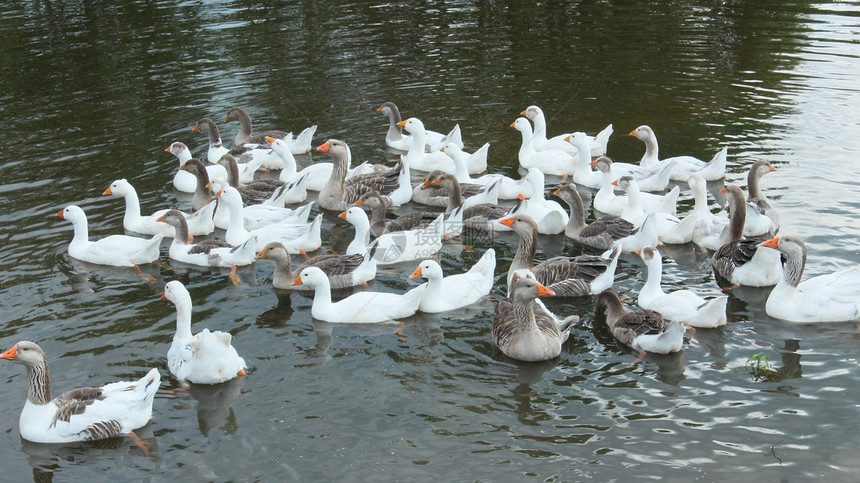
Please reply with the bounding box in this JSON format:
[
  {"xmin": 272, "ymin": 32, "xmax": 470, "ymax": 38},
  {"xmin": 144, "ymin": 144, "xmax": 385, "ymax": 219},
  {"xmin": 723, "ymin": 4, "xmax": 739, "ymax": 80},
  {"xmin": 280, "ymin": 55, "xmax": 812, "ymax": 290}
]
[
  {"xmin": 103, "ymin": 179, "xmax": 216, "ymax": 237},
  {"xmin": 398, "ymin": 118, "xmax": 462, "ymax": 173},
  {"xmin": 522, "ymin": 105, "xmax": 613, "ymax": 157},
  {"xmin": 611, "ymin": 176, "xmax": 681, "ymax": 241},
  {"xmin": 660, "ymin": 173, "xmax": 728, "ymax": 247},
  {"xmin": 637, "ymin": 247, "xmax": 728, "ymax": 328},
  {"xmin": 630, "ymin": 125, "xmax": 727, "ymax": 181},
  {"xmin": 57, "ymin": 205, "xmax": 163, "ymax": 267},
  {"xmin": 158, "ymin": 210, "xmax": 257, "ymax": 271},
  {"xmin": 377, "ymin": 102, "xmax": 462, "ymax": 152},
  {"xmin": 512, "ymin": 117, "xmax": 575, "ymax": 176},
  {"xmin": 219, "ymin": 186, "xmax": 321, "ymax": 253},
  {"xmin": 443, "ymin": 143, "xmax": 533, "ymax": 200},
  {"xmin": 408, "ymin": 249, "xmax": 496, "ymax": 313},
  {"xmin": 515, "ymin": 168, "xmax": 569, "ymax": 235},
  {"xmin": 292, "ymin": 266, "xmax": 425, "ymax": 323},
  {"xmin": 760, "ymin": 236, "xmax": 860, "ymax": 322},
  {"xmin": 165, "ymin": 141, "xmax": 227, "ymax": 193},
  {"xmin": 592, "ymin": 157, "xmax": 679, "ymax": 216},
  {"xmin": 162, "ymin": 281, "xmax": 247, "ymax": 385},
  {"xmin": 0, "ymin": 341, "xmax": 160, "ymax": 445},
  {"xmin": 340, "ymin": 207, "xmax": 444, "ymax": 264}
]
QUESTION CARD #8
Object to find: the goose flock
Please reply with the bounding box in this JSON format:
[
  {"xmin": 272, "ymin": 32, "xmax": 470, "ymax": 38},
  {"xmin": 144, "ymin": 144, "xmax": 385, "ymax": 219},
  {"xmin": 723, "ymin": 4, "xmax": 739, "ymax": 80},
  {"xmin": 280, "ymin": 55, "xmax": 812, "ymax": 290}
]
[{"xmin": 3, "ymin": 103, "xmax": 860, "ymax": 450}]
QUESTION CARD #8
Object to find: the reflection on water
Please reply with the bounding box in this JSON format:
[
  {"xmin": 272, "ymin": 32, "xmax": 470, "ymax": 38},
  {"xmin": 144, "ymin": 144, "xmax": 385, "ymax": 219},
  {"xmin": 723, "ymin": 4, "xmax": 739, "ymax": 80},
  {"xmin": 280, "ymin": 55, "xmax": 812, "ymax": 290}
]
[{"xmin": 1, "ymin": 0, "xmax": 860, "ymax": 480}]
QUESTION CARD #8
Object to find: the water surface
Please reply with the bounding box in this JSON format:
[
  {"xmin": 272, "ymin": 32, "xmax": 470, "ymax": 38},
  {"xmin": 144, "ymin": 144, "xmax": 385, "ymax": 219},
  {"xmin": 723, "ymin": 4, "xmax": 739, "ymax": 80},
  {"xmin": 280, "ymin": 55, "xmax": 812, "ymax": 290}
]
[{"xmin": 2, "ymin": 1, "xmax": 860, "ymax": 480}]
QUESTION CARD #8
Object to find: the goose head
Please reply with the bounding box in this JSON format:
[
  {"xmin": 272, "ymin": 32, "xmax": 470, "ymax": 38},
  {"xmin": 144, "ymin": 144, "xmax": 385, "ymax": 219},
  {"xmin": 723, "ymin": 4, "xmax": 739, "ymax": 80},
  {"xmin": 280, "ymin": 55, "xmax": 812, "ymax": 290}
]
[
  {"xmin": 161, "ymin": 280, "xmax": 191, "ymax": 307},
  {"xmin": 291, "ymin": 266, "xmax": 327, "ymax": 288},
  {"xmin": 192, "ymin": 118, "xmax": 219, "ymax": 137},
  {"xmin": 629, "ymin": 125, "xmax": 654, "ymax": 141},
  {"xmin": 409, "ymin": 260, "xmax": 444, "ymax": 281},
  {"xmin": 166, "ymin": 142, "xmax": 191, "ymax": 161},
  {"xmin": 499, "ymin": 213, "xmax": 539, "ymax": 237},
  {"xmin": 511, "ymin": 117, "xmax": 532, "ymax": 135},
  {"xmin": 636, "ymin": 246, "xmax": 660, "ymax": 264},
  {"xmin": 0, "ymin": 340, "xmax": 47, "ymax": 368},
  {"xmin": 377, "ymin": 102, "xmax": 400, "ymax": 121},
  {"xmin": 225, "ymin": 106, "xmax": 250, "ymax": 125},
  {"xmin": 567, "ymin": 131, "xmax": 590, "ymax": 151},
  {"xmin": 56, "ymin": 205, "xmax": 87, "ymax": 225},
  {"xmin": 760, "ymin": 235, "xmax": 805, "ymax": 259},
  {"xmin": 591, "ymin": 156, "xmax": 613, "ymax": 173},
  {"xmin": 521, "ymin": 105, "xmax": 542, "ymax": 121},
  {"xmin": 216, "ymin": 185, "xmax": 243, "ymax": 208},
  {"xmin": 398, "ymin": 117, "xmax": 425, "ymax": 134},
  {"xmin": 354, "ymin": 191, "xmax": 387, "ymax": 209},
  {"xmin": 339, "ymin": 206, "xmax": 370, "ymax": 228},
  {"xmin": 510, "ymin": 276, "xmax": 554, "ymax": 303},
  {"xmin": 256, "ymin": 241, "xmax": 290, "ymax": 262},
  {"xmin": 611, "ymin": 175, "xmax": 635, "ymax": 192},
  {"xmin": 102, "ymin": 179, "xmax": 134, "ymax": 197}
]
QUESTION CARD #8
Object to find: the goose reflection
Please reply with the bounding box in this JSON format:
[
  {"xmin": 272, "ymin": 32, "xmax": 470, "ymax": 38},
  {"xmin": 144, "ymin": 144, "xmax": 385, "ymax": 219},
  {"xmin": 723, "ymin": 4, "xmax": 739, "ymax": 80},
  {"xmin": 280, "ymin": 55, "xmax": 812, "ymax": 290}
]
[
  {"xmin": 188, "ymin": 377, "xmax": 244, "ymax": 437},
  {"xmin": 256, "ymin": 292, "xmax": 294, "ymax": 328},
  {"xmin": 298, "ymin": 319, "xmax": 406, "ymax": 367},
  {"xmin": 21, "ymin": 423, "xmax": 158, "ymax": 481}
]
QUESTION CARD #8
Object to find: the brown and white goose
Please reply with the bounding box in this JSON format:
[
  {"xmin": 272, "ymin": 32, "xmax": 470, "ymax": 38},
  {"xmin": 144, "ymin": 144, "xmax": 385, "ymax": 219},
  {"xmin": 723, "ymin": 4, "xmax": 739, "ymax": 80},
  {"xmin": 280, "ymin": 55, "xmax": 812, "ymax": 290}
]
[
  {"xmin": 255, "ymin": 241, "xmax": 378, "ymax": 291},
  {"xmin": 225, "ymin": 106, "xmax": 316, "ymax": 155},
  {"xmin": 711, "ymin": 184, "xmax": 782, "ymax": 287},
  {"xmin": 553, "ymin": 184, "xmax": 635, "ymax": 250},
  {"xmin": 354, "ymin": 191, "xmax": 446, "ymax": 237},
  {"xmin": 743, "ymin": 160, "xmax": 780, "ymax": 237},
  {"xmin": 0, "ymin": 341, "xmax": 160, "ymax": 445},
  {"xmin": 492, "ymin": 276, "xmax": 579, "ymax": 362},
  {"xmin": 316, "ymin": 139, "xmax": 410, "ymax": 211},
  {"xmin": 593, "ymin": 290, "xmax": 686, "ymax": 355},
  {"xmin": 500, "ymin": 213, "xmax": 620, "ymax": 297}
]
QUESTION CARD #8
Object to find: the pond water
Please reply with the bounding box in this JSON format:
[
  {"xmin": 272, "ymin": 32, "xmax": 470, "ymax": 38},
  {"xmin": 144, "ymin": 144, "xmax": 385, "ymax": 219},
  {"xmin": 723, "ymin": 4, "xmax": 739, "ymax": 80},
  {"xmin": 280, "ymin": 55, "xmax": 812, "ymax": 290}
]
[{"xmin": 2, "ymin": 0, "xmax": 860, "ymax": 480}]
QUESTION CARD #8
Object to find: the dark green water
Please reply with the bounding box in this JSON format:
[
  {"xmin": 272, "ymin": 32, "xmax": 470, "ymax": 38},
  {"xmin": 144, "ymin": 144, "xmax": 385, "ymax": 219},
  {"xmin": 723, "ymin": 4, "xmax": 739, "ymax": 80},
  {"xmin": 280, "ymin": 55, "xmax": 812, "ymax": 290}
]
[{"xmin": 2, "ymin": 1, "xmax": 860, "ymax": 480}]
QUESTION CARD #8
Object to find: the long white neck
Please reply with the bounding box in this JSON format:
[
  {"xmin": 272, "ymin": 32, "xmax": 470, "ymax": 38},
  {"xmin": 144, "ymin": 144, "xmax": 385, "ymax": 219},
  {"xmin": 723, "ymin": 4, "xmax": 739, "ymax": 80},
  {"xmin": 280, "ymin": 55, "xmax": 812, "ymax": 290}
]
[
  {"xmin": 173, "ymin": 296, "xmax": 194, "ymax": 340},
  {"xmin": 626, "ymin": 182, "xmax": 643, "ymax": 212},
  {"xmin": 225, "ymin": 196, "xmax": 251, "ymax": 240},
  {"xmin": 348, "ymin": 217, "xmax": 371, "ymax": 254},
  {"xmin": 276, "ymin": 144, "xmax": 298, "ymax": 179},
  {"xmin": 692, "ymin": 181, "xmax": 709, "ymax": 216},
  {"xmin": 450, "ymin": 149, "xmax": 471, "ymax": 182},
  {"xmin": 532, "ymin": 112, "xmax": 548, "ymax": 141},
  {"xmin": 641, "ymin": 257, "xmax": 665, "ymax": 297},
  {"xmin": 176, "ymin": 149, "xmax": 192, "ymax": 167},
  {"xmin": 310, "ymin": 278, "xmax": 333, "ymax": 309},
  {"xmin": 423, "ymin": 274, "xmax": 443, "ymax": 299},
  {"xmin": 69, "ymin": 216, "xmax": 90, "ymax": 247},
  {"xmin": 571, "ymin": 137, "xmax": 593, "ymax": 177},
  {"xmin": 641, "ymin": 134, "xmax": 659, "ymax": 166},
  {"xmin": 408, "ymin": 127, "xmax": 426, "ymax": 155},
  {"xmin": 121, "ymin": 189, "xmax": 143, "ymax": 226},
  {"xmin": 596, "ymin": 169, "xmax": 615, "ymax": 198},
  {"xmin": 517, "ymin": 126, "xmax": 533, "ymax": 154}
]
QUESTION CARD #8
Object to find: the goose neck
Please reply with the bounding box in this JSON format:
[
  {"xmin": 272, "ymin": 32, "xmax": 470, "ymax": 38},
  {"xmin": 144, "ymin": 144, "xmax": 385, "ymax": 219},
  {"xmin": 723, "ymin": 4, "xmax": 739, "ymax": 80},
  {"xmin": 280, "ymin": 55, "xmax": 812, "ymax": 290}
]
[
  {"xmin": 173, "ymin": 297, "xmax": 194, "ymax": 340},
  {"xmin": 512, "ymin": 228, "xmax": 538, "ymax": 271},
  {"xmin": 121, "ymin": 189, "xmax": 142, "ymax": 225},
  {"xmin": 25, "ymin": 359, "xmax": 52, "ymax": 405},
  {"xmin": 512, "ymin": 297, "xmax": 539, "ymax": 333},
  {"xmin": 781, "ymin": 247, "xmax": 806, "ymax": 288}
]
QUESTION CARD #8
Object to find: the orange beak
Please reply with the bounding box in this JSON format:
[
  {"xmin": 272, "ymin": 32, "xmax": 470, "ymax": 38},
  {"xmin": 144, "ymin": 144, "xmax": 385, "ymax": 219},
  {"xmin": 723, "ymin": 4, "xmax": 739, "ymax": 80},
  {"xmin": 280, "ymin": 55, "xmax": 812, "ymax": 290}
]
[
  {"xmin": 509, "ymin": 121, "xmax": 516, "ymax": 128},
  {"xmin": 215, "ymin": 190, "xmax": 223, "ymax": 196},
  {"xmin": 0, "ymin": 345, "xmax": 18, "ymax": 361},
  {"xmin": 589, "ymin": 159, "xmax": 597, "ymax": 167},
  {"xmin": 517, "ymin": 194, "xmax": 525, "ymax": 202},
  {"xmin": 420, "ymin": 179, "xmax": 432, "ymax": 189},
  {"xmin": 187, "ymin": 235, "xmax": 193, "ymax": 243},
  {"xmin": 316, "ymin": 141, "xmax": 331, "ymax": 153},
  {"xmin": 156, "ymin": 215, "xmax": 165, "ymax": 222},
  {"xmin": 56, "ymin": 209, "xmax": 64, "ymax": 218},
  {"xmin": 255, "ymin": 249, "xmax": 267, "ymax": 259},
  {"xmin": 719, "ymin": 187, "xmax": 726, "ymax": 194},
  {"xmin": 635, "ymin": 249, "xmax": 642, "ymax": 255},
  {"xmin": 396, "ymin": 120, "xmax": 406, "ymax": 127},
  {"xmin": 519, "ymin": 109, "xmax": 527, "ymax": 116},
  {"xmin": 564, "ymin": 135, "xmax": 571, "ymax": 142},
  {"xmin": 409, "ymin": 267, "xmax": 422, "ymax": 279},
  {"xmin": 205, "ymin": 182, "xmax": 211, "ymax": 189},
  {"xmin": 611, "ymin": 180, "xmax": 618, "ymax": 186},
  {"xmin": 354, "ymin": 198, "xmax": 363, "ymax": 207},
  {"xmin": 770, "ymin": 165, "xmax": 778, "ymax": 172},
  {"xmin": 179, "ymin": 163, "xmax": 187, "ymax": 170},
  {"xmin": 760, "ymin": 236, "xmax": 780, "ymax": 249},
  {"xmin": 225, "ymin": 115, "xmax": 231, "ymax": 123},
  {"xmin": 338, "ymin": 211, "xmax": 347, "ymax": 219},
  {"xmin": 192, "ymin": 123, "xmax": 199, "ymax": 132},
  {"xmin": 160, "ymin": 291, "xmax": 167, "ymax": 301},
  {"xmin": 164, "ymin": 145, "xmax": 172, "ymax": 152},
  {"xmin": 499, "ymin": 216, "xmax": 514, "ymax": 227},
  {"xmin": 102, "ymin": 187, "xmax": 112, "ymax": 196},
  {"xmin": 628, "ymin": 129, "xmax": 636, "ymax": 136},
  {"xmin": 265, "ymin": 136, "xmax": 277, "ymax": 144},
  {"xmin": 291, "ymin": 275, "xmax": 303, "ymax": 286},
  {"xmin": 552, "ymin": 188, "xmax": 560, "ymax": 196},
  {"xmin": 536, "ymin": 283, "xmax": 555, "ymax": 297}
]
